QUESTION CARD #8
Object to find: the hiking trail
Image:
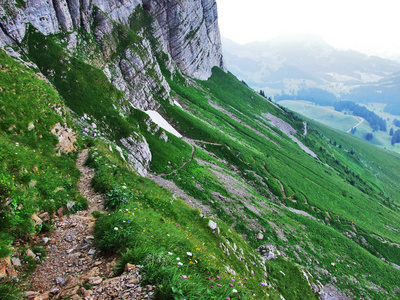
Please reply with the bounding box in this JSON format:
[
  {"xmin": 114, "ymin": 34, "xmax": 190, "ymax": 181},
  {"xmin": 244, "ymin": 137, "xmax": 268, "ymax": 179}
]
[{"xmin": 26, "ymin": 149, "xmax": 155, "ymax": 299}]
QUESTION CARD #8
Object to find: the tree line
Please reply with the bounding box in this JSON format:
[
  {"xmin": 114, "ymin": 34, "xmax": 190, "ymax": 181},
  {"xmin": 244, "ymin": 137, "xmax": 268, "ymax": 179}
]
[
  {"xmin": 274, "ymin": 88, "xmax": 338, "ymax": 106},
  {"xmin": 391, "ymin": 129, "xmax": 400, "ymax": 145},
  {"xmin": 333, "ymin": 101, "xmax": 387, "ymax": 132}
]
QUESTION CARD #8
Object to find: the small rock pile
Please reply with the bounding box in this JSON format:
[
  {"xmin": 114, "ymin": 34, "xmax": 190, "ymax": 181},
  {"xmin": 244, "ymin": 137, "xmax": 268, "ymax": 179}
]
[
  {"xmin": 25, "ymin": 264, "xmax": 155, "ymax": 299},
  {"xmin": 256, "ymin": 244, "xmax": 280, "ymax": 261}
]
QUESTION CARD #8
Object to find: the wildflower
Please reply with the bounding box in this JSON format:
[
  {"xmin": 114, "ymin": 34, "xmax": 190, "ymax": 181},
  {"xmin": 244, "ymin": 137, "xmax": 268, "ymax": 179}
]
[
  {"xmin": 226, "ymin": 298, "xmax": 230, "ymax": 300},
  {"xmin": 208, "ymin": 277, "xmax": 211, "ymax": 280},
  {"xmin": 114, "ymin": 227, "xmax": 118, "ymax": 231},
  {"xmin": 176, "ymin": 257, "xmax": 180, "ymax": 261},
  {"xmin": 186, "ymin": 252, "xmax": 192, "ymax": 256},
  {"xmin": 216, "ymin": 276, "xmax": 220, "ymax": 279},
  {"xmin": 177, "ymin": 262, "xmax": 183, "ymax": 266},
  {"xmin": 210, "ymin": 286, "xmax": 213, "ymax": 289},
  {"xmin": 229, "ymin": 283, "xmax": 233, "ymax": 287},
  {"xmin": 260, "ymin": 282, "xmax": 266, "ymax": 286},
  {"xmin": 182, "ymin": 275, "xmax": 187, "ymax": 279},
  {"xmin": 243, "ymin": 277, "xmax": 248, "ymax": 280},
  {"xmin": 231, "ymin": 278, "xmax": 235, "ymax": 282},
  {"xmin": 217, "ymin": 284, "xmax": 222, "ymax": 287},
  {"xmin": 168, "ymin": 252, "xmax": 173, "ymax": 255},
  {"xmin": 232, "ymin": 289, "xmax": 238, "ymax": 293}
]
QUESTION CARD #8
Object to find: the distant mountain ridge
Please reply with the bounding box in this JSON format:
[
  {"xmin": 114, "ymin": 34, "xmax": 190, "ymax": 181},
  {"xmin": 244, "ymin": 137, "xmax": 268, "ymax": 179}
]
[{"xmin": 222, "ymin": 35, "xmax": 400, "ymax": 107}]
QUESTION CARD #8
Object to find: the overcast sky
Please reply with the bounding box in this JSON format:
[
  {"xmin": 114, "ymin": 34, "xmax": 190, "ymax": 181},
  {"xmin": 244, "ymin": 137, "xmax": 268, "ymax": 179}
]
[{"xmin": 216, "ymin": 0, "xmax": 400, "ymax": 58}]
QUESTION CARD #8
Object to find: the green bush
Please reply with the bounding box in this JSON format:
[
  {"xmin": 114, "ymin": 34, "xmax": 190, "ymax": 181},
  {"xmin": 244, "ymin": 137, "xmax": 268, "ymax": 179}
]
[
  {"xmin": 0, "ymin": 281, "xmax": 21, "ymax": 300},
  {"xmin": 105, "ymin": 186, "xmax": 133, "ymax": 210}
]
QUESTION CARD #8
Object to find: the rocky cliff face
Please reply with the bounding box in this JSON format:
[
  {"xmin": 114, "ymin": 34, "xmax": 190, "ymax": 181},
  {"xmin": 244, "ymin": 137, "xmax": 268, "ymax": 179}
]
[
  {"xmin": 0, "ymin": 0, "xmax": 225, "ymax": 80},
  {"xmin": 142, "ymin": 0, "xmax": 225, "ymax": 80}
]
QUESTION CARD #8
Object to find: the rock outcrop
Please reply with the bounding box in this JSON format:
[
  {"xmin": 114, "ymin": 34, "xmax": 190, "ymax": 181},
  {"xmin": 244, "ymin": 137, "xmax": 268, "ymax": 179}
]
[
  {"xmin": 142, "ymin": 0, "xmax": 226, "ymax": 79},
  {"xmin": 0, "ymin": 0, "xmax": 225, "ymax": 80},
  {"xmin": 120, "ymin": 134, "xmax": 152, "ymax": 177}
]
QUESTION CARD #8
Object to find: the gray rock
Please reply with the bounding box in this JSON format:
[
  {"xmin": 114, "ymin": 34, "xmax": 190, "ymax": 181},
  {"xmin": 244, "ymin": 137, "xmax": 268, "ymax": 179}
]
[
  {"xmin": 66, "ymin": 201, "xmax": 75, "ymax": 211},
  {"xmin": 11, "ymin": 258, "xmax": 21, "ymax": 267},
  {"xmin": 50, "ymin": 288, "xmax": 60, "ymax": 294},
  {"xmin": 120, "ymin": 134, "xmax": 152, "ymax": 177},
  {"xmin": 66, "ymin": 0, "xmax": 81, "ymax": 29},
  {"xmin": 42, "ymin": 237, "xmax": 49, "ymax": 245},
  {"xmin": 208, "ymin": 220, "xmax": 218, "ymax": 230},
  {"xmin": 25, "ymin": 291, "xmax": 39, "ymax": 298},
  {"xmin": 143, "ymin": 0, "xmax": 225, "ymax": 80},
  {"xmin": 1, "ymin": 0, "xmax": 225, "ymax": 81},
  {"xmin": 55, "ymin": 276, "xmax": 67, "ymax": 286},
  {"xmin": 88, "ymin": 249, "xmax": 96, "ymax": 255},
  {"xmin": 89, "ymin": 276, "xmax": 103, "ymax": 285},
  {"xmin": 25, "ymin": 249, "xmax": 36, "ymax": 259},
  {"xmin": 256, "ymin": 233, "xmax": 264, "ymax": 240},
  {"xmin": 53, "ymin": 0, "xmax": 74, "ymax": 31},
  {"xmin": 26, "ymin": 0, "xmax": 60, "ymax": 35}
]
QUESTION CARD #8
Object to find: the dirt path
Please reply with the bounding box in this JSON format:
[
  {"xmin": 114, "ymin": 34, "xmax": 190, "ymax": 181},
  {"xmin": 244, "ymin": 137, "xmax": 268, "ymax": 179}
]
[
  {"xmin": 346, "ymin": 117, "xmax": 364, "ymax": 133},
  {"xmin": 157, "ymin": 144, "xmax": 195, "ymax": 177},
  {"xmin": 275, "ymin": 178, "xmax": 287, "ymax": 198},
  {"xmin": 27, "ymin": 150, "xmax": 155, "ymax": 299}
]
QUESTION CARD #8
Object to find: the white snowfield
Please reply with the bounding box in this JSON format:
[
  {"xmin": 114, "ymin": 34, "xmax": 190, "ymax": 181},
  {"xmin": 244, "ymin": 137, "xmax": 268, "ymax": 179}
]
[{"xmin": 145, "ymin": 110, "xmax": 183, "ymax": 138}]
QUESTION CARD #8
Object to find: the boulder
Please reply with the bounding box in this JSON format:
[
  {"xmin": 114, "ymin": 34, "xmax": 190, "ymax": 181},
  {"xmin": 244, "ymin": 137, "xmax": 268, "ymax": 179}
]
[{"xmin": 208, "ymin": 219, "xmax": 218, "ymax": 230}]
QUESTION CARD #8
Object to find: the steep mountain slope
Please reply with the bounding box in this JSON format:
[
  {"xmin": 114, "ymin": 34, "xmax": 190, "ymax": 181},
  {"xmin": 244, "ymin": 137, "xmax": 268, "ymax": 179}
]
[{"xmin": 0, "ymin": 1, "xmax": 400, "ymax": 300}]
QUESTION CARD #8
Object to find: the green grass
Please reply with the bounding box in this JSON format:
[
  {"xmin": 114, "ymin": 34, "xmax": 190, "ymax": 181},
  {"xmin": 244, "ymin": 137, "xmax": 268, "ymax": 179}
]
[
  {"xmin": 0, "ymin": 48, "xmax": 84, "ymax": 279},
  {"xmin": 278, "ymin": 100, "xmax": 360, "ymax": 132},
  {"xmin": 24, "ymin": 26, "xmax": 134, "ymax": 141},
  {"xmin": 162, "ymin": 68, "xmax": 400, "ymax": 243},
  {"xmin": 151, "ymin": 67, "xmax": 400, "ymax": 298},
  {"xmin": 86, "ymin": 142, "xmax": 293, "ymax": 300}
]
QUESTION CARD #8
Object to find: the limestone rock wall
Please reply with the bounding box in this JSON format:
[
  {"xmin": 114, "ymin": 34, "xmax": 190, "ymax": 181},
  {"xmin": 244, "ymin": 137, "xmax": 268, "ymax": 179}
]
[
  {"xmin": 0, "ymin": 0, "xmax": 225, "ymax": 80},
  {"xmin": 143, "ymin": 0, "xmax": 226, "ymax": 80},
  {"xmin": 120, "ymin": 135, "xmax": 152, "ymax": 177}
]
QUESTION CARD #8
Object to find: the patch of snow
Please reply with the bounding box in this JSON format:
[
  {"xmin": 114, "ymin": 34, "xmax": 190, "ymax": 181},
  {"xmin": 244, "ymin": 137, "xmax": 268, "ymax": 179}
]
[
  {"xmin": 145, "ymin": 110, "xmax": 182, "ymax": 138},
  {"xmin": 174, "ymin": 100, "xmax": 182, "ymax": 108}
]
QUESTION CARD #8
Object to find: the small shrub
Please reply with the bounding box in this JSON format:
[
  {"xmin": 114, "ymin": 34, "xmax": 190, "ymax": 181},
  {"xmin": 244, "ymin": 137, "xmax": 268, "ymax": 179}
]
[{"xmin": 105, "ymin": 186, "xmax": 132, "ymax": 210}]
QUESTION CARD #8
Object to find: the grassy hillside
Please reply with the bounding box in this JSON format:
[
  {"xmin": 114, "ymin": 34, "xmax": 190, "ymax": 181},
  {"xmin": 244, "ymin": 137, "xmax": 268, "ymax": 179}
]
[
  {"xmin": 1, "ymin": 7, "xmax": 400, "ymax": 299},
  {"xmin": 0, "ymin": 49, "xmax": 85, "ymax": 297}
]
